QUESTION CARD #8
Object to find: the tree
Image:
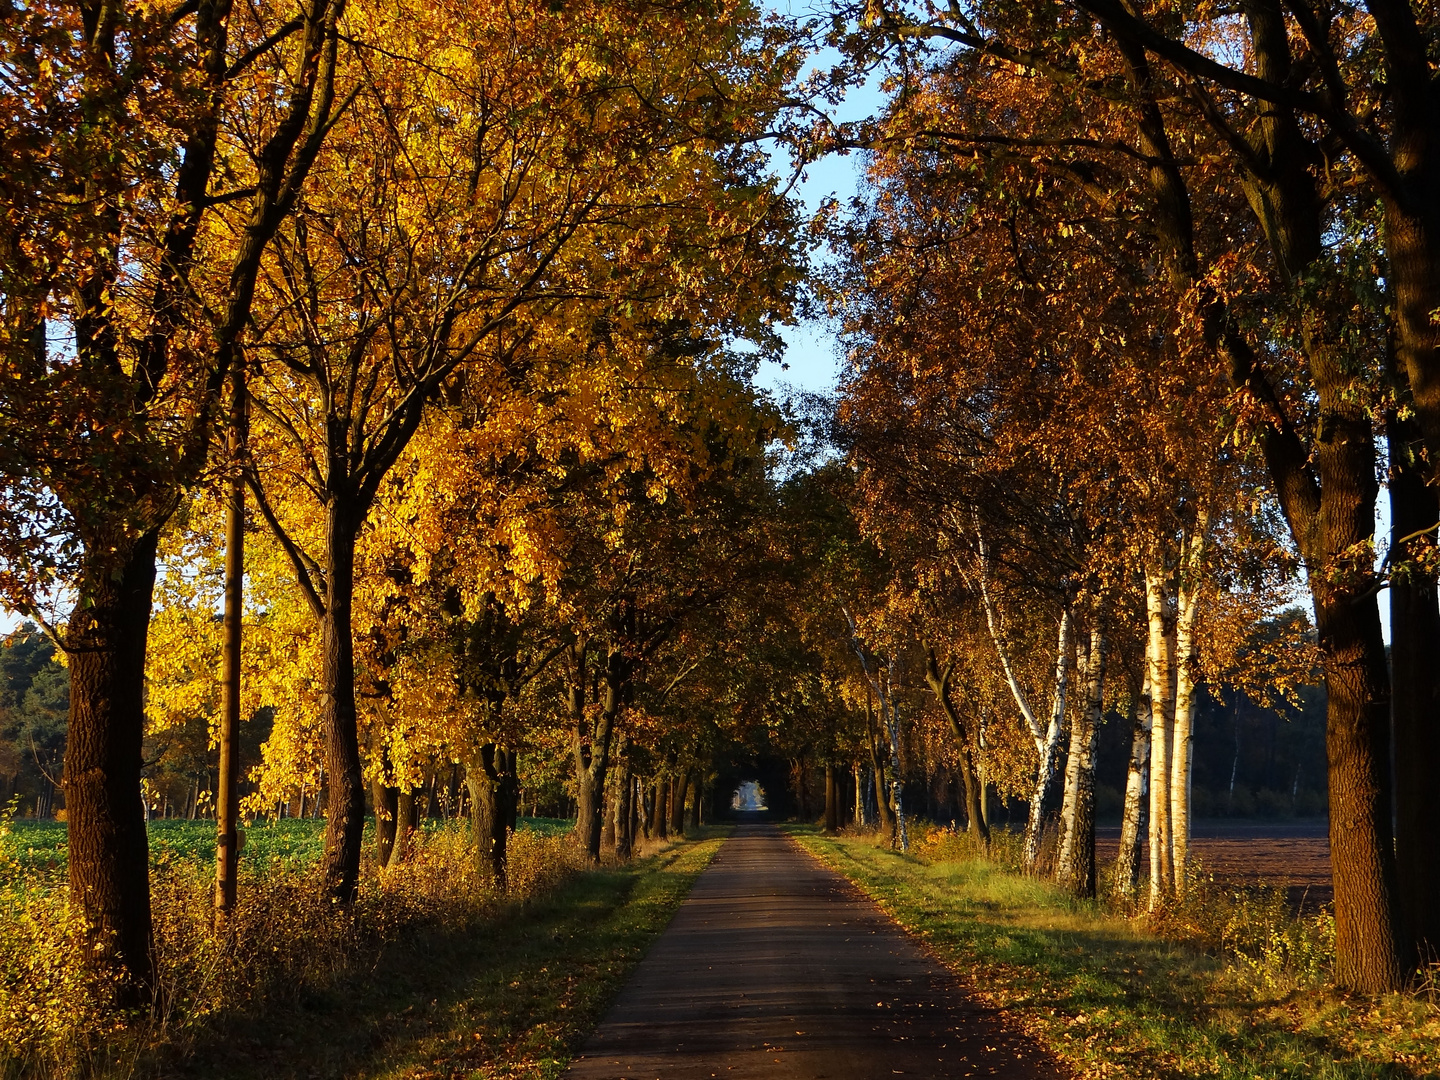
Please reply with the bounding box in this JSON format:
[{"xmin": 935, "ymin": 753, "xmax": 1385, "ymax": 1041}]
[{"xmin": 0, "ymin": 0, "xmax": 345, "ymax": 993}]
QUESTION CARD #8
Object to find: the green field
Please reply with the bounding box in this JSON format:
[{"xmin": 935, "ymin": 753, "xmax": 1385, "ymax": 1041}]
[{"xmin": 1, "ymin": 816, "xmax": 575, "ymax": 878}]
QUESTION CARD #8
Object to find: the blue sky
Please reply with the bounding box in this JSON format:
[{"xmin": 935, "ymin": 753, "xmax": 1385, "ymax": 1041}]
[{"xmin": 751, "ymin": 8, "xmax": 890, "ymax": 400}]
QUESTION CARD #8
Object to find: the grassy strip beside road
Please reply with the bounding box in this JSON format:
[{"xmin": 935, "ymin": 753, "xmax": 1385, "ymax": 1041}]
[
  {"xmin": 168, "ymin": 830, "xmax": 729, "ymax": 1080},
  {"xmin": 790, "ymin": 827, "xmax": 1440, "ymax": 1080}
]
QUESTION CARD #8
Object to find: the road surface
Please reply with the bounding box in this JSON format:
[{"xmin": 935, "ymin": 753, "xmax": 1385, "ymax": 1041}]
[{"xmin": 566, "ymin": 819, "xmax": 1064, "ymax": 1080}]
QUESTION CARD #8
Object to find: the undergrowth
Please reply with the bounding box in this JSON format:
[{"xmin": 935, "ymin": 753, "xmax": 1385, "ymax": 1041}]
[{"xmin": 0, "ymin": 809, "xmax": 627, "ymax": 1079}]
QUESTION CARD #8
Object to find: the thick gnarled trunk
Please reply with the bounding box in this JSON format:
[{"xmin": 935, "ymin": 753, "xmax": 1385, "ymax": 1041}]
[
  {"xmin": 64, "ymin": 529, "xmax": 161, "ymax": 1001},
  {"xmin": 468, "ymin": 744, "xmax": 519, "ymax": 890}
]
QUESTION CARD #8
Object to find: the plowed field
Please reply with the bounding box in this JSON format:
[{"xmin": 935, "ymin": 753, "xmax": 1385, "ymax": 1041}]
[{"xmin": 1098, "ymin": 820, "xmax": 1331, "ymax": 909}]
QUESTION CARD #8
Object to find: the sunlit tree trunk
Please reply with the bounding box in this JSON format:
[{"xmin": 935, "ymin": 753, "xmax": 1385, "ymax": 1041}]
[
  {"xmin": 670, "ymin": 770, "xmax": 688, "ymax": 835},
  {"xmin": 1144, "ymin": 565, "xmax": 1175, "ymax": 907},
  {"xmin": 1170, "ymin": 511, "xmax": 1210, "ymax": 890}
]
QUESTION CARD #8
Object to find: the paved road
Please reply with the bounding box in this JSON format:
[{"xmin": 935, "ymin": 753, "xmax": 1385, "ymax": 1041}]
[{"xmin": 566, "ymin": 821, "xmax": 1064, "ymax": 1080}]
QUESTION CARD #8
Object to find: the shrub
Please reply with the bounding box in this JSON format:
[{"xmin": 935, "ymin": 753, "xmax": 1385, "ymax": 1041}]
[{"xmin": 0, "ymin": 818, "xmax": 585, "ymax": 1078}]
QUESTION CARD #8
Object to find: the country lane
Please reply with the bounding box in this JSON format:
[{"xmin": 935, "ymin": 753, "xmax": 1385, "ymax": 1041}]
[{"xmin": 565, "ymin": 819, "xmax": 1067, "ymax": 1080}]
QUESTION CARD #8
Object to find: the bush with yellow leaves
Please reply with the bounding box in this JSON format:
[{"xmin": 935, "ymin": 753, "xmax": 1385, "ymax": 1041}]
[{"xmin": 0, "ymin": 816, "xmax": 584, "ymax": 1078}]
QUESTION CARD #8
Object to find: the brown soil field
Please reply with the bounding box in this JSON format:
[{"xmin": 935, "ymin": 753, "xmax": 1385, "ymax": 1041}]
[{"xmin": 1097, "ymin": 819, "xmax": 1332, "ymax": 909}]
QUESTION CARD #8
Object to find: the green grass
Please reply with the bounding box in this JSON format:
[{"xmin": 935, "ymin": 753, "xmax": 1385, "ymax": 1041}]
[
  {"xmin": 2, "ymin": 815, "xmax": 572, "ymax": 878},
  {"xmin": 157, "ymin": 828, "xmax": 730, "ymax": 1080},
  {"xmin": 790, "ymin": 826, "xmax": 1440, "ymax": 1080}
]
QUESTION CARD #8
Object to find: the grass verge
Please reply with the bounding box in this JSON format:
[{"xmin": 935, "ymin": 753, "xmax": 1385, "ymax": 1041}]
[
  {"xmin": 163, "ymin": 829, "xmax": 729, "ymax": 1080},
  {"xmin": 789, "ymin": 826, "xmax": 1440, "ymax": 1080}
]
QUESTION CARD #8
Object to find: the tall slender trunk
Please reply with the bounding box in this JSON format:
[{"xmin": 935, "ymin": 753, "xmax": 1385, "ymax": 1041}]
[
  {"xmin": 215, "ymin": 359, "xmax": 245, "ymax": 921},
  {"xmin": 824, "ymin": 763, "xmax": 839, "ymax": 833},
  {"xmin": 854, "ymin": 761, "xmax": 865, "ymax": 827},
  {"xmin": 614, "ymin": 743, "xmax": 634, "ymax": 860},
  {"xmin": 602, "ymin": 775, "xmax": 618, "ymax": 851},
  {"xmin": 1144, "ymin": 565, "xmax": 1175, "ymax": 907},
  {"xmin": 318, "ymin": 508, "xmax": 366, "ymax": 904},
  {"xmin": 1170, "ymin": 514, "xmax": 1208, "ymax": 889},
  {"xmin": 63, "ymin": 529, "xmax": 161, "ymax": 1000},
  {"xmin": 1022, "ymin": 608, "xmax": 1072, "ymax": 873},
  {"xmin": 572, "ymin": 642, "xmax": 621, "ymax": 862},
  {"xmin": 879, "ymin": 666, "xmax": 908, "ymax": 852},
  {"xmin": 1058, "ymin": 627, "xmax": 1105, "ymax": 898},
  {"xmin": 1113, "ymin": 671, "xmax": 1150, "ymax": 900},
  {"xmin": 864, "ymin": 686, "xmax": 894, "ymax": 836},
  {"xmin": 923, "ymin": 649, "xmax": 989, "ymax": 844},
  {"xmin": 689, "ymin": 772, "xmax": 701, "ymax": 830}
]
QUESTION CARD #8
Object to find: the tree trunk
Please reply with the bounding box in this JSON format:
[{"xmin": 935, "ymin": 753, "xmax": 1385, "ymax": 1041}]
[
  {"xmin": 63, "ymin": 529, "xmax": 160, "ymax": 1001},
  {"xmin": 846, "ymin": 766, "xmax": 858, "ymax": 835},
  {"xmin": 602, "ymin": 773, "xmax": 618, "ymax": 851},
  {"xmin": 388, "ymin": 789, "xmax": 415, "ymax": 869},
  {"xmin": 318, "ymin": 510, "xmax": 366, "ymax": 904},
  {"xmin": 1170, "ymin": 513, "xmax": 1209, "ymax": 889},
  {"xmin": 570, "ymin": 641, "xmax": 620, "ymax": 863},
  {"xmin": 1389, "ymin": 405, "xmax": 1440, "ymax": 961},
  {"xmin": 688, "ymin": 772, "xmax": 700, "ymax": 830},
  {"xmin": 924, "ymin": 650, "xmax": 990, "ymax": 845},
  {"xmin": 824, "ymin": 763, "xmax": 839, "ymax": 833},
  {"xmin": 1058, "ymin": 628, "xmax": 1104, "ymax": 898},
  {"xmin": 468, "ymin": 744, "xmax": 517, "ymax": 890},
  {"xmin": 615, "ymin": 747, "xmax": 634, "ymax": 860},
  {"xmin": 1144, "ymin": 565, "xmax": 1175, "ymax": 907},
  {"xmin": 372, "ymin": 778, "xmax": 397, "ymax": 868},
  {"xmin": 670, "ymin": 770, "xmax": 688, "ymax": 835},
  {"xmin": 215, "ymin": 374, "xmax": 245, "ymax": 920},
  {"xmin": 1113, "ymin": 673, "xmax": 1150, "ymax": 900},
  {"xmin": 864, "ymin": 688, "xmax": 894, "ymax": 837},
  {"xmin": 1022, "ymin": 608, "xmax": 1072, "ymax": 873}
]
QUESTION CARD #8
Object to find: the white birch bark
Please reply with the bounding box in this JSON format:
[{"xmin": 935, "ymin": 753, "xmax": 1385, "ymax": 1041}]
[
  {"xmin": 974, "ymin": 529, "xmax": 1071, "ymax": 871},
  {"xmin": 1169, "ymin": 508, "xmax": 1210, "ymax": 889},
  {"xmin": 1113, "ymin": 667, "xmax": 1151, "ymax": 899},
  {"xmin": 1144, "ymin": 564, "xmax": 1176, "ymax": 908},
  {"xmin": 1021, "ymin": 607, "xmax": 1072, "ymax": 872}
]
